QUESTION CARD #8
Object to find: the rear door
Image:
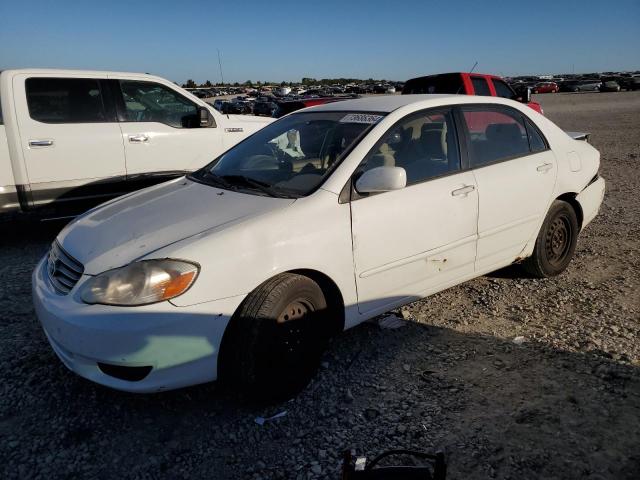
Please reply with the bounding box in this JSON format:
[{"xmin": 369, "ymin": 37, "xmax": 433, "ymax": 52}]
[
  {"xmin": 113, "ymin": 78, "xmax": 223, "ymax": 179},
  {"xmin": 13, "ymin": 74, "xmax": 125, "ymax": 200},
  {"xmin": 459, "ymin": 105, "xmax": 557, "ymax": 271}
]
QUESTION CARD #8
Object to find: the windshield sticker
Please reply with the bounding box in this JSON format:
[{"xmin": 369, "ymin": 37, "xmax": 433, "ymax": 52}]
[{"xmin": 339, "ymin": 113, "xmax": 384, "ymax": 124}]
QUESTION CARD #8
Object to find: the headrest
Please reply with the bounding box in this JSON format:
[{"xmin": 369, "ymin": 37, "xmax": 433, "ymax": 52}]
[
  {"xmin": 420, "ymin": 129, "xmax": 445, "ymax": 158},
  {"xmin": 486, "ymin": 123, "xmax": 522, "ymax": 143}
]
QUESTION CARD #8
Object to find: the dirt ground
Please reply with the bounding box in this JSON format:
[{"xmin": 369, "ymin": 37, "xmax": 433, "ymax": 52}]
[{"xmin": 0, "ymin": 92, "xmax": 638, "ymax": 479}]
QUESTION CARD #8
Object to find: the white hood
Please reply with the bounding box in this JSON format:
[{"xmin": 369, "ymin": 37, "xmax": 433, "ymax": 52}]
[{"xmin": 57, "ymin": 177, "xmax": 294, "ymax": 274}]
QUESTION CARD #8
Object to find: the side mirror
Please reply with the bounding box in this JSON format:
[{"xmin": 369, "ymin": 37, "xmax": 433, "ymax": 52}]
[
  {"xmin": 355, "ymin": 166, "xmax": 407, "ymax": 194},
  {"xmin": 514, "ymin": 86, "xmax": 531, "ymax": 103},
  {"xmin": 198, "ymin": 107, "xmax": 215, "ymax": 127}
]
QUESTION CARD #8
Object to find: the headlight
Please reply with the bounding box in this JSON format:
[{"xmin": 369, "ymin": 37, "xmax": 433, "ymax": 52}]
[{"xmin": 80, "ymin": 259, "xmax": 199, "ymax": 306}]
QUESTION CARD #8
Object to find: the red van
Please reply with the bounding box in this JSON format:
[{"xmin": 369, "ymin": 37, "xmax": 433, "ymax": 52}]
[{"xmin": 402, "ymin": 72, "xmax": 543, "ymax": 114}]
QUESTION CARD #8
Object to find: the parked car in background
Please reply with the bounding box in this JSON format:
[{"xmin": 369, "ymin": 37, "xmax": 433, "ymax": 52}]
[
  {"xmin": 272, "ymin": 97, "xmax": 353, "ymax": 118},
  {"xmin": 403, "ymin": 72, "xmax": 543, "ymax": 114},
  {"xmin": 212, "ymin": 99, "xmax": 228, "ymax": 112},
  {"xmin": 620, "ymin": 76, "xmax": 640, "ymax": 91},
  {"xmin": 0, "ymin": 69, "xmax": 273, "ymax": 215},
  {"xmin": 559, "ymin": 79, "xmax": 602, "ymax": 92},
  {"xmin": 599, "ymin": 80, "xmax": 621, "ymax": 92},
  {"xmin": 33, "ymin": 94, "xmax": 604, "ymax": 399},
  {"xmin": 532, "ymin": 82, "xmax": 559, "ymax": 93},
  {"xmin": 253, "ymin": 101, "xmax": 278, "ymax": 117}
]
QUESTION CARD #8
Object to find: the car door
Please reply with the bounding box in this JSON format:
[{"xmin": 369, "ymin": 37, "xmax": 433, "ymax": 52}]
[
  {"xmin": 459, "ymin": 105, "xmax": 557, "ymax": 272},
  {"xmin": 349, "ymin": 108, "xmax": 478, "ymax": 314},
  {"xmin": 113, "ymin": 78, "xmax": 223, "ymax": 179},
  {"xmin": 13, "ymin": 74, "xmax": 125, "ymax": 202}
]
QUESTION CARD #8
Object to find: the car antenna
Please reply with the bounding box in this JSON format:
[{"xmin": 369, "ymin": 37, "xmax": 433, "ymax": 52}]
[{"xmin": 469, "ymin": 61, "xmax": 478, "ymax": 74}]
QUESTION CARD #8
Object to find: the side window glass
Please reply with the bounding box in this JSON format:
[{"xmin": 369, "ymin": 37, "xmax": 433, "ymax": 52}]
[
  {"xmin": 462, "ymin": 107, "xmax": 530, "ymax": 167},
  {"xmin": 471, "ymin": 77, "xmax": 491, "ymax": 96},
  {"xmin": 526, "ymin": 119, "xmax": 547, "ymax": 152},
  {"xmin": 0, "ymin": 95, "xmax": 3, "ymax": 125},
  {"xmin": 119, "ymin": 81, "xmax": 198, "ymax": 128},
  {"xmin": 26, "ymin": 78, "xmax": 108, "ymax": 123},
  {"xmin": 358, "ymin": 109, "xmax": 460, "ymax": 186},
  {"xmin": 493, "ymin": 80, "xmax": 514, "ymax": 99}
]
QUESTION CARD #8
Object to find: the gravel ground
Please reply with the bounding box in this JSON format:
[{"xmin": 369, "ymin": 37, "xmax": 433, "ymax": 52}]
[{"xmin": 1, "ymin": 92, "xmax": 638, "ymax": 480}]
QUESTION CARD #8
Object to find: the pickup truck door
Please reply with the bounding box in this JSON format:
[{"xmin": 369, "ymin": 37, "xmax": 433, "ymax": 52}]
[
  {"xmin": 112, "ymin": 78, "xmax": 224, "ymax": 180},
  {"xmin": 349, "ymin": 108, "xmax": 478, "ymax": 315},
  {"xmin": 12, "ymin": 74, "xmax": 126, "ymax": 203}
]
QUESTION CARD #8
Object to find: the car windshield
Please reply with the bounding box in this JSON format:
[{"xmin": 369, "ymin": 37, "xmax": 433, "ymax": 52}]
[{"xmin": 190, "ymin": 111, "xmax": 384, "ymax": 197}]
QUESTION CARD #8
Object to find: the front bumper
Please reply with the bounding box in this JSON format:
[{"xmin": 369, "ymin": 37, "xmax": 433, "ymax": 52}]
[
  {"xmin": 577, "ymin": 176, "xmax": 606, "ymax": 229},
  {"xmin": 32, "ymin": 257, "xmax": 245, "ymax": 393}
]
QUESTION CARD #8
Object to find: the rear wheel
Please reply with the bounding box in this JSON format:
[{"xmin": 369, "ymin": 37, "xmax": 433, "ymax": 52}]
[
  {"xmin": 523, "ymin": 200, "xmax": 579, "ymax": 278},
  {"xmin": 219, "ymin": 273, "xmax": 330, "ymax": 401}
]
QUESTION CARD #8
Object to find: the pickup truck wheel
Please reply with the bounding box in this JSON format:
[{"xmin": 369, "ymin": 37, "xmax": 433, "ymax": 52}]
[
  {"xmin": 523, "ymin": 200, "xmax": 578, "ymax": 278},
  {"xmin": 219, "ymin": 273, "xmax": 329, "ymax": 401}
]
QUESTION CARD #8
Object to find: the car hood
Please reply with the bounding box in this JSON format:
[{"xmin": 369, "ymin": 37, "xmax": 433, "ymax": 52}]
[{"xmin": 57, "ymin": 178, "xmax": 295, "ymax": 275}]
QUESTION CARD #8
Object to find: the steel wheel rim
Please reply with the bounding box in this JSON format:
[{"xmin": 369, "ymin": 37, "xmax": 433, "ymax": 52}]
[
  {"xmin": 545, "ymin": 214, "xmax": 572, "ymax": 267},
  {"xmin": 276, "ymin": 300, "xmax": 313, "ymax": 358}
]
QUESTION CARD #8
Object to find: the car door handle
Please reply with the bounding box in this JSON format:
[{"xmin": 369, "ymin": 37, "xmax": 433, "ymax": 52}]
[
  {"xmin": 451, "ymin": 185, "xmax": 475, "ymax": 197},
  {"xmin": 29, "ymin": 139, "xmax": 54, "ymax": 147},
  {"xmin": 537, "ymin": 163, "xmax": 553, "ymax": 172},
  {"xmin": 128, "ymin": 134, "xmax": 149, "ymax": 143}
]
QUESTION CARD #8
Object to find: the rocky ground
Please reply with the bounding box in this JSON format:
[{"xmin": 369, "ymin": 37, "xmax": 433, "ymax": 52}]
[{"xmin": 1, "ymin": 92, "xmax": 638, "ymax": 479}]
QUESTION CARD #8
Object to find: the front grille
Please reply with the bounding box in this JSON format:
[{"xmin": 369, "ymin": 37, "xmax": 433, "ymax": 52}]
[{"xmin": 47, "ymin": 241, "xmax": 84, "ymax": 294}]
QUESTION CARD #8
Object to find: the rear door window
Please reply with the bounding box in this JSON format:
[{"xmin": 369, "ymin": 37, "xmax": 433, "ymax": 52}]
[
  {"xmin": 26, "ymin": 78, "xmax": 110, "ymax": 123},
  {"xmin": 471, "ymin": 77, "xmax": 492, "ymax": 96},
  {"xmin": 461, "ymin": 106, "xmax": 532, "ymax": 167}
]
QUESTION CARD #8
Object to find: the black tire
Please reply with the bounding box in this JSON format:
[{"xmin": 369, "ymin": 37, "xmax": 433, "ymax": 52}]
[
  {"xmin": 219, "ymin": 273, "xmax": 329, "ymax": 401},
  {"xmin": 523, "ymin": 200, "xmax": 579, "ymax": 278}
]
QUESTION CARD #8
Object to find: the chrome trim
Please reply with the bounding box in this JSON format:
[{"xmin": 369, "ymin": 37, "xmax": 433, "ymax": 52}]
[{"xmin": 47, "ymin": 241, "xmax": 84, "ymax": 294}]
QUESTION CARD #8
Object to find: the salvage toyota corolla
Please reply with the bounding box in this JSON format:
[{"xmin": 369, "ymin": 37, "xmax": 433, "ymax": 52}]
[{"xmin": 33, "ymin": 95, "xmax": 605, "ymax": 399}]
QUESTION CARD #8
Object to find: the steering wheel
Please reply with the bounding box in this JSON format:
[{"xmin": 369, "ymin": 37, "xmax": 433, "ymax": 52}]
[{"xmin": 267, "ymin": 143, "xmax": 293, "ymax": 173}]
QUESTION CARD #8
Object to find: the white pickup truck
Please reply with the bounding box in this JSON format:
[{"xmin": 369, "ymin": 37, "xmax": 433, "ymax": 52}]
[{"xmin": 0, "ymin": 69, "xmax": 273, "ymax": 214}]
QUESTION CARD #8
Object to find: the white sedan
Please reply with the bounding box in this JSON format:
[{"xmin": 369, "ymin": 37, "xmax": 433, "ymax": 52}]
[{"xmin": 32, "ymin": 95, "xmax": 605, "ymax": 399}]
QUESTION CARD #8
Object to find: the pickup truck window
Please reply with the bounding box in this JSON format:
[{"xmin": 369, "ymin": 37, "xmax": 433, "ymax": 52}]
[
  {"xmin": 493, "ymin": 79, "xmax": 515, "ymax": 99},
  {"xmin": 402, "ymin": 74, "xmax": 464, "ymax": 94},
  {"xmin": 461, "ymin": 106, "xmax": 532, "ymax": 167},
  {"xmin": 26, "ymin": 78, "xmax": 109, "ymax": 123},
  {"xmin": 471, "ymin": 77, "xmax": 491, "ymax": 96},
  {"xmin": 119, "ymin": 81, "xmax": 199, "ymax": 128}
]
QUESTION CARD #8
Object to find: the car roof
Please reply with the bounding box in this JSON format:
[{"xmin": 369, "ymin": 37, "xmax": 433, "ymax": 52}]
[
  {"xmin": 306, "ymin": 94, "xmax": 462, "ymax": 113},
  {"xmin": 305, "ymin": 94, "xmax": 522, "ymax": 114}
]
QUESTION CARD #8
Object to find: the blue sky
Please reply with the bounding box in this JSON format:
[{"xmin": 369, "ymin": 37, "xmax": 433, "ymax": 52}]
[{"xmin": 1, "ymin": 0, "xmax": 638, "ymax": 84}]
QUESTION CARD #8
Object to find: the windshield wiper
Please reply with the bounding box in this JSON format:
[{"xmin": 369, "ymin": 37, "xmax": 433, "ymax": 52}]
[
  {"xmin": 194, "ymin": 170, "xmax": 234, "ymax": 190},
  {"xmin": 220, "ymin": 175, "xmax": 288, "ymax": 198}
]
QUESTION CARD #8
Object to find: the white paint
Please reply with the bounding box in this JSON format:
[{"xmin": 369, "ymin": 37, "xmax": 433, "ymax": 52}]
[
  {"xmin": 0, "ymin": 69, "xmax": 273, "ymax": 210},
  {"xmin": 33, "ymin": 94, "xmax": 605, "ymax": 393}
]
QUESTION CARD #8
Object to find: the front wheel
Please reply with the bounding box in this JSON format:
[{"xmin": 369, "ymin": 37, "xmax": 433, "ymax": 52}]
[
  {"xmin": 219, "ymin": 273, "xmax": 330, "ymax": 401},
  {"xmin": 522, "ymin": 200, "xmax": 579, "ymax": 278}
]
